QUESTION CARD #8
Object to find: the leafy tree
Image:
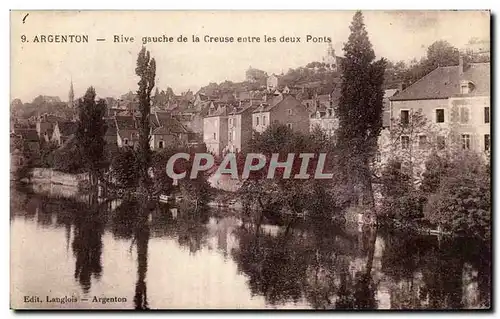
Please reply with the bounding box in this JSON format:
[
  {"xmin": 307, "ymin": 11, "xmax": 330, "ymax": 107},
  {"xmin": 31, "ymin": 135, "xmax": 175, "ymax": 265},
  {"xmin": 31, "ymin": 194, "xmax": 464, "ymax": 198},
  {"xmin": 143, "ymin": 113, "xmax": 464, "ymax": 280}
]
[
  {"xmin": 386, "ymin": 109, "xmax": 443, "ymax": 185},
  {"xmin": 135, "ymin": 47, "xmax": 156, "ymax": 197},
  {"xmin": 39, "ymin": 140, "xmax": 58, "ymax": 168},
  {"xmin": 110, "ymin": 147, "xmax": 140, "ymax": 190},
  {"xmin": 53, "ymin": 142, "xmax": 85, "ymax": 174},
  {"xmin": 425, "ymin": 152, "xmax": 490, "ymax": 240},
  {"xmin": 245, "ymin": 67, "xmax": 268, "ymax": 84},
  {"xmin": 378, "ymin": 160, "xmax": 423, "ymax": 222},
  {"xmin": 335, "ymin": 11, "xmax": 387, "ymax": 208},
  {"xmin": 75, "ymin": 87, "xmax": 107, "ymax": 189},
  {"xmin": 420, "ymin": 152, "xmax": 450, "ymax": 194}
]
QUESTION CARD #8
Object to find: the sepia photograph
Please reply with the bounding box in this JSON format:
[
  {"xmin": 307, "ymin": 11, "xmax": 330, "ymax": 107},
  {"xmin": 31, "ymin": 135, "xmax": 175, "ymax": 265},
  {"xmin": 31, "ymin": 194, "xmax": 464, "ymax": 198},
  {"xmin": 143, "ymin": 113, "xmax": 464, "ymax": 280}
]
[{"xmin": 9, "ymin": 10, "xmax": 491, "ymax": 310}]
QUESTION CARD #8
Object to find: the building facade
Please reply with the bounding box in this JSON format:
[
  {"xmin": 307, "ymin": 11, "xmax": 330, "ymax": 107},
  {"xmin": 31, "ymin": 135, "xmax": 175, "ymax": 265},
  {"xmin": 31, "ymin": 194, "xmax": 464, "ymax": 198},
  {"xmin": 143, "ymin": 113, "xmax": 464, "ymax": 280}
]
[
  {"xmin": 386, "ymin": 60, "xmax": 490, "ymax": 181},
  {"xmin": 252, "ymin": 95, "xmax": 310, "ymax": 134},
  {"xmin": 203, "ymin": 106, "xmax": 229, "ymax": 157},
  {"xmin": 227, "ymin": 102, "xmax": 256, "ymax": 153}
]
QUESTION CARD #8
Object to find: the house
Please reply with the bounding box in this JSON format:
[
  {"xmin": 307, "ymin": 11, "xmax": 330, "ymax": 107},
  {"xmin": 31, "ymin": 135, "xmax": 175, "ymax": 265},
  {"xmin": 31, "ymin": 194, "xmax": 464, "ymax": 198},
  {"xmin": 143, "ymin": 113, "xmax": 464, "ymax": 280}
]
[
  {"xmin": 36, "ymin": 114, "xmax": 64, "ymax": 142},
  {"xmin": 51, "ymin": 121, "xmax": 77, "ymax": 146},
  {"xmin": 389, "ymin": 59, "xmax": 490, "ymax": 154},
  {"xmin": 309, "ymin": 106, "xmax": 339, "ymax": 136},
  {"xmin": 174, "ymin": 112, "xmax": 205, "ymax": 142},
  {"xmin": 383, "ymin": 89, "xmax": 399, "ymax": 128},
  {"xmin": 267, "ymin": 74, "xmax": 279, "ymax": 91},
  {"xmin": 12, "ymin": 129, "xmax": 40, "ymax": 155},
  {"xmin": 149, "ymin": 111, "xmax": 190, "ymax": 150},
  {"xmin": 103, "ymin": 118, "xmax": 118, "ymax": 146},
  {"xmin": 252, "ymin": 95, "xmax": 310, "ymax": 134},
  {"xmin": 321, "ymin": 43, "xmax": 344, "ymax": 72},
  {"xmin": 203, "ymin": 105, "xmax": 229, "ymax": 157},
  {"xmin": 226, "ymin": 101, "xmax": 258, "ymax": 153},
  {"xmin": 309, "ymin": 88, "xmax": 341, "ymax": 136},
  {"xmin": 115, "ymin": 115, "xmax": 139, "ymax": 147}
]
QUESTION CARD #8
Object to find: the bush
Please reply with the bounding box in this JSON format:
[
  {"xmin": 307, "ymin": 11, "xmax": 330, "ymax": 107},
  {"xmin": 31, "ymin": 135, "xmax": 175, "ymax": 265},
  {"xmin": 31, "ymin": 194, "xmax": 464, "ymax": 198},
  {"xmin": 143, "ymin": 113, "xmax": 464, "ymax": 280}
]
[
  {"xmin": 53, "ymin": 143, "xmax": 85, "ymax": 174},
  {"xmin": 110, "ymin": 147, "xmax": 139, "ymax": 189},
  {"xmin": 424, "ymin": 152, "xmax": 490, "ymax": 240},
  {"xmin": 378, "ymin": 160, "xmax": 423, "ymax": 222}
]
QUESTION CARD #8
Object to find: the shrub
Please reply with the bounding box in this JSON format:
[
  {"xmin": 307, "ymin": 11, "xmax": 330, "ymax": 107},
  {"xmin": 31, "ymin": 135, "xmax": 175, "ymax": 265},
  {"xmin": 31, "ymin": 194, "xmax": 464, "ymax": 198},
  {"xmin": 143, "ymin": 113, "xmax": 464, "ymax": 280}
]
[
  {"xmin": 424, "ymin": 152, "xmax": 490, "ymax": 240},
  {"xmin": 110, "ymin": 147, "xmax": 139, "ymax": 189},
  {"xmin": 378, "ymin": 160, "xmax": 423, "ymax": 222}
]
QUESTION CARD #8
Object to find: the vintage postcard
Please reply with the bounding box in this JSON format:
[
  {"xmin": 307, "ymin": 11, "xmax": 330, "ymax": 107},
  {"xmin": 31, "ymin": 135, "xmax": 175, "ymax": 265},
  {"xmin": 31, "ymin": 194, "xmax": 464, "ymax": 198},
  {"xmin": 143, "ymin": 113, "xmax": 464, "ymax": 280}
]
[{"xmin": 10, "ymin": 10, "xmax": 491, "ymax": 310}]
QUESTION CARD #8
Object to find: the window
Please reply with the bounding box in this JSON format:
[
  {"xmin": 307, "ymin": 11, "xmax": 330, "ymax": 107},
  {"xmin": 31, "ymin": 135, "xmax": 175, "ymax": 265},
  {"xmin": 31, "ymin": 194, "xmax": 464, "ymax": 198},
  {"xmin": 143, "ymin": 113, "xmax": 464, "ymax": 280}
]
[
  {"xmin": 213, "ymin": 132, "xmax": 216, "ymax": 140},
  {"xmin": 485, "ymin": 134, "xmax": 490, "ymax": 151},
  {"xmin": 158, "ymin": 141, "xmax": 164, "ymax": 149},
  {"xmin": 229, "ymin": 118, "xmax": 232, "ymax": 125},
  {"xmin": 460, "ymin": 83, "xmax": 469, "ymax": 94},
  {"xmin": 418, "ymin": 135, "xmax": 427, "ymax": 149},
  {"xmin": 459, "ymin": 107, "xmax": 470, "ymax": 124},
  {"xmin": 124, "ymin": 138, "xmax": 129, "ymax": 145},
  {"xmin": 228, "ymin": 131, "xmax": 232, "ymax": 141},
  {"xmin": 287, "ymin": 123, "xmax": 293, "ymax": 129},
  {"xmin": 375, "ymin": 151, "xmax": 381, "ymax": 163},
  {"xmin": 400, "ymin": 110, "xmax": 409, "ymax": 125},
  {"xmin": 262, "ymin": 115, "xmax": 266, "ymax": 126},
  {"xmin": 461, "ymin": 134, "xmax": 471, "ymax": 150},
  {"xmin": 436, "ymin": 109, "xmax": 445, "ymax": 123},
  {"xmin": 401, "ymin": 136, "xmax": 410, "ymax": 149},
  {"xmin": 437, "ymin": 136, "xmax": 446, "ymax": 150},
  {"xmin": 485, "ymin": 107, "xmax": 490, "ymax": 124},
  {"xmin": 288, "ymin": 109, "xmax": 293, "ymax": 116},
  {"xmin": 256, "ymin": 116, "xmax": 259, "ymax": 126}
]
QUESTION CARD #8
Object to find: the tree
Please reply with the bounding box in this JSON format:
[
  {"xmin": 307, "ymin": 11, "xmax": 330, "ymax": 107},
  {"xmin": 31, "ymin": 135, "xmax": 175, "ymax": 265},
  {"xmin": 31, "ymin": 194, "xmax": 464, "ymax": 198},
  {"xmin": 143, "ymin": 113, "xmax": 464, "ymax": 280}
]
[
  {"xmin": 110, "ymin": 148, "xmax": 140, "ymax": 190},
  {"xmin": 245, "ymin": 67, "xmax": 267, "ymax": 84},
  {"xmin": 135, "ymin": 47, "xmax": 156, "ymax": 198},
  {"xmin": 424, "ymin": 151, "xmax": 490, "ymax": 240},
  {"xmin": 75, "ymin": 87, "xmax": 107, "ymax": 190},
  {"xmin": 335, "ymin": 11, "xmax": 387, "ymax": 208}
]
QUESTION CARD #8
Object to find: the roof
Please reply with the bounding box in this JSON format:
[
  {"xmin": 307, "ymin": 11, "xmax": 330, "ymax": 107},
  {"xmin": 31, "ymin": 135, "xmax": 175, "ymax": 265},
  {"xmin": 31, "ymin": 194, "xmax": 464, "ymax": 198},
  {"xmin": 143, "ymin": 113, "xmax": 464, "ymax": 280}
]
[
  {"xmin": 39, "ymin": 114, "xmax": 64, "ymax": 123},
  {"xmin": 104, "ymin": 118, "xmax": 117, "ymax": 136},
  {"xmin": 205, "ymin": 105, "xmax": 229, "ymax": 118},
  {"xmin": 15, "ymin": 129, "xmax": 39, "ymax": 142},
  {"xmin": 390, "ymin": 63, "xmax": 490, "ymax": 101},
  {"xmin": 156, "ymin": 117, "xmax": 189, "ymax": 134},
  {"xmin": 57, "ymin": 121, "xmax": 77, "ymax": 136},
  {"xmin": 253, "ymin": 94, "xmax": 304, "ymax": 113},
  {"xmin": 384, "ymin": 89, "xmax": 399, "ymax": 99},
  {"xmin": 228, "ymin": 102, "xmax": 258, "ymax": 115},
  {"xmin": 253, "ymin": 95, "xmax": 284, "ymax": 113},
  {"xmin": 115, "ymin": 116, "xmax": 137, "ymax": 131}
]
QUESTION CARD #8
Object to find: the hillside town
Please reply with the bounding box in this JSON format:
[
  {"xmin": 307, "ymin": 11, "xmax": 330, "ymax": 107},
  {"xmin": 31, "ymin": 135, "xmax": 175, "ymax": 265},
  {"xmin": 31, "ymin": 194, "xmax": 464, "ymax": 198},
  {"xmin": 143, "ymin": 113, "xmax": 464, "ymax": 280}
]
[
  {"xmin": 11, "ymin": 40, "xmax": 490, "ymax": 185},
  {"xmin": 9, "ymin": 11, "xmax": 491, "ymax": 311}
]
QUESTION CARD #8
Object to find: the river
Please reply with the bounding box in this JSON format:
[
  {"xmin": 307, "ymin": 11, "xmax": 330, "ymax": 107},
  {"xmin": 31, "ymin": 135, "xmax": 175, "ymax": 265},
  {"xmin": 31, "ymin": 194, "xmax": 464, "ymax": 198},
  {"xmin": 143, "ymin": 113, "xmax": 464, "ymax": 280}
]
[{"xmin": 10, "ymin": 184, "xmax": 491, "ymax": 310}]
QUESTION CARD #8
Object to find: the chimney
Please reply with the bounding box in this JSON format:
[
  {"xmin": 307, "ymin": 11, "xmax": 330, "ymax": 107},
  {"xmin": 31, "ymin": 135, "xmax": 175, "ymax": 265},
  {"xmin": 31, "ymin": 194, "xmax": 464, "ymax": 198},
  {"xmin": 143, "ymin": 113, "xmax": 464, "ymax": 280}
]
[{"xmin": 459, "ymin": 55, "xmax": 464, "ymax": 76}]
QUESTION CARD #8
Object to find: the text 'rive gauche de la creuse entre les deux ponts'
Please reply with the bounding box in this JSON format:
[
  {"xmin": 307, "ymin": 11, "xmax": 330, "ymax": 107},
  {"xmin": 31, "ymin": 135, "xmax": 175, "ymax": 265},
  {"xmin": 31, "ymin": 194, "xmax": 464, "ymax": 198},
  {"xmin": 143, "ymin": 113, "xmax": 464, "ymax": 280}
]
[{"xmin": 112, "ymin": 34, "xmax": 333, "ymax": 45}]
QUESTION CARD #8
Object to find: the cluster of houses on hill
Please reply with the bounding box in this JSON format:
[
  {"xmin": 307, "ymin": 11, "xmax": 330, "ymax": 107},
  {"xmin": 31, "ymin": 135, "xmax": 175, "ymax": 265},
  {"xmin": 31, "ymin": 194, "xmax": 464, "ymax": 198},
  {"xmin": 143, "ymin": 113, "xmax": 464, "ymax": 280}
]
[{"xmin": 11, "ymin": 47, "xmax": 490, "ymax": 180}]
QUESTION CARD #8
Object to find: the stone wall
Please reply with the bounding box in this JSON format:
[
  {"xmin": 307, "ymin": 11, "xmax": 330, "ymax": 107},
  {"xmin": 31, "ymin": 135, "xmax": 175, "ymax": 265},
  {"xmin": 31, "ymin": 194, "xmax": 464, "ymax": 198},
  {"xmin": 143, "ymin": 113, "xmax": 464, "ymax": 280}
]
[{"xmin": 31, "ymin": 168, "xmax": 89, "ymax": 187}]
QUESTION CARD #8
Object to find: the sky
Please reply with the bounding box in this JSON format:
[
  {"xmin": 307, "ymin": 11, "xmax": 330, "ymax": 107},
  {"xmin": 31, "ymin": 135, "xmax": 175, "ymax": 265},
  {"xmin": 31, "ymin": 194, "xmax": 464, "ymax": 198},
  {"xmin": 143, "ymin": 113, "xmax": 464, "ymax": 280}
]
[{"xmin": 10, "ymin": 10, "xmax": 490, "ymax": 102}]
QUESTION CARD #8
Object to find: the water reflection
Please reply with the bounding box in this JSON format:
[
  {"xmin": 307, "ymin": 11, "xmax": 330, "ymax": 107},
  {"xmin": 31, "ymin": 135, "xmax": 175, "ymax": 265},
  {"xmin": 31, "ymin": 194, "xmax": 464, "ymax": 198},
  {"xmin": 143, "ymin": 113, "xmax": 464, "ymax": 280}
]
[
  {"xmin": 134, "ymin": 213, "xmax": 150, "ymax": 310},
  {"xmin": 72, "ymin": 205, "xmax": 104, "ymax": 293},
  {"xmin": 10, "ymin": 185, "xmax": 491, "ymax": 310}
]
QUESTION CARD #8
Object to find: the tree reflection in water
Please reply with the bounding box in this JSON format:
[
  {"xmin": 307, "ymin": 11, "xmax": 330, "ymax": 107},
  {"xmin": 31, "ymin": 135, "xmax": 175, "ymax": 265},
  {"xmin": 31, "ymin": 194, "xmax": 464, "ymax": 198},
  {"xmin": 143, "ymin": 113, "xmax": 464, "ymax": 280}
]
[
  {"xmin": 10, "ymin": 185, "xmax": 492, "ymax": 310},
  {"xmin": 71, "ymin": 196, "xmax": 105, "ymax": 294},
  {"xmin": 134, "ymin": 208, "xmax": 150, "ymax": 310}
]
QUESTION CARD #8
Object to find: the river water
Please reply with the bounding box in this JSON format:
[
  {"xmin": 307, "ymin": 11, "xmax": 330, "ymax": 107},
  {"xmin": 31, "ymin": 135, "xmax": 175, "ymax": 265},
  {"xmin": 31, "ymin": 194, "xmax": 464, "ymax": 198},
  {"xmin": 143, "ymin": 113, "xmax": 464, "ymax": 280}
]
[{"xmin": 10, "ymin": 184, "xmax": 491, "ymax": 310}]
